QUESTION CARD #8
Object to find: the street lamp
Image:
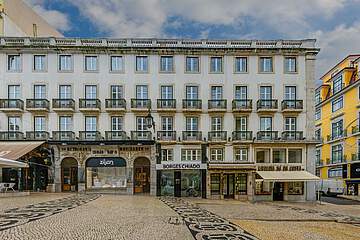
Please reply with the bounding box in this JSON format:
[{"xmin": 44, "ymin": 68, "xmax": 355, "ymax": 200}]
[{"xmin": 145, "ymin": 108, "xmax": 155, "ymax": 133}]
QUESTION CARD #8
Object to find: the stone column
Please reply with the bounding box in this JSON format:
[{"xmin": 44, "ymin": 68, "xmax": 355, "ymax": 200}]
[
  {"xmin": 54, "ymin": 163, "xmax": 62, "ymax": 193},
  {"xmin": 78, "ymin": 164, "xmax": 86, "ymax": 192},
  {"xmin": 127, "ymin": 166, "xmax": 133, "ymax": 195},
  {"xmin": 247, "ymin": 172, "xmax": 254, "ymax": 201}
]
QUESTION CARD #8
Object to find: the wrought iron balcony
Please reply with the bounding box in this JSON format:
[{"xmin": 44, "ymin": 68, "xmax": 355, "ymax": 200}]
[
  {"xmin": 232, "ymin": 99, "xmax": 252, "ymax": 111},
  {"xmin": 52, "ymin": 131, "xmax": 76, "ymax": 141},
  {"xmin": 26, "ymin": 131, "xmax": 50, "ymax": 140},
  {"xmin": 105, "ymin": 131, "xmax": 127, "ymax": 140},
  {"xmin": 157, "ymin": 99, "xmax": 176, "ymax": 110},
  {"xmin": 208, "ymin": 100, "xmax": 227, "ymax": 110},
  {"xmin": 281, "ymin": 131, "xmax": 304, "ymax": 140},
  {"xmin": 79, "ymin": 99, "xmax": 101, "ymax": 110},
  {"xmin": 281, "ymin": 100, "xmax": 303, "ymax": 111},
  {"xmin": 52, "ymin": 99, "xmax": 75, "ymax": 110},
  {"xmin": 131, "ymin": 99, "xmax": 151, "ymax": 109},
  {"xmin": 232, "ymin": 131, "xmax": 253, "ymax": 141},
  {"xmin": 157, "ymin": 131, "xmax": 176, "ymax": 141},
  {"xmin": 26, "ymin": 99, "xmax": 50, "ymax": 110},
  {"xmin": 131, "ymin": 131, "xmax": 152, "ymax": 140},
  {"xmin": 79, "ymin": 131, "xmax": 102, "ymax": 141},
  {"xmin": 0, "ymin": 131, "xmax": 24, "ymax": 140},
  {"xmin": 330, "ymin": 155, "xmax": 347, "ymax": 164},
  {"xmin": 182, "ymin": 131, "xmax": 202, "ymax": 141},
  {"xmin": 327, "ymin": 130, "xmax": 347, "ymax": 141},
  {"xmin": 105, "ymin": 99, "xmax": 126, "ymax": 110},
  {"xmin": 256, "ymin": 99, "xmax": 278, "ymax": 110},
  {"xmin": 0, "ymin": 99, "xmax": 24, "ymax": 110},
  {"xmin": 182, "ymin": 99, "xmax": 202, "ymax": 111},
  {"xmin": 257, "ymin": 131, "xmax": 279, "ymax": 140},
  {"xmin": 208, "ymin": 131, "xmax": 227, "ymax": 141}
]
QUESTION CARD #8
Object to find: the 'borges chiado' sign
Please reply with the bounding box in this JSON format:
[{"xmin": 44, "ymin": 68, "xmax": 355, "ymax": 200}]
[{"xmin": 156, "ymin": 163, "xmax": 207, "ymax": 170}]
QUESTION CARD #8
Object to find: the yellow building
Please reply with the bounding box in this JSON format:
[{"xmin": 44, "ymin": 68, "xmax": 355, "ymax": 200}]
[{"xmin": 315, "ymin": 54, "xmax": 360, "ymax": 196}]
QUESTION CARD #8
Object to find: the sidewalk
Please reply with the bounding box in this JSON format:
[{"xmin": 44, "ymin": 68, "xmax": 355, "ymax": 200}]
[{"xmin": 338, "ymin": 194, "xmax": 360, "ymax": 202}]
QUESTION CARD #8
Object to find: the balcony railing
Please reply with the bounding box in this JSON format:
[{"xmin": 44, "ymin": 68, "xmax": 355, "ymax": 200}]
[
  {"xmin": 79, "ymin": 131, "xmax": 102, "ymax": 141},
  {"xmin": 182, "ymin": 99, "xmax": 202, "ymax": 110},
  {"xmin": 105, "ymin": 131, "xmax": 127, "ymax": 140},
  {"xmin": 257, "ymin": 131, "xmax": 279, "ymax": 140},
  {"xmin": 281, "ymin": 131, "xmax": 304, "ymax": 140},
  {"xmin": 208, "ymin": 131, "xmax": 227, "ymax": 141},
  {"xmin": 232, "ymin": 99, "xmax": 252, "ymax": 111},
  {"xmin": 26, "ymin": 131, "xmax": 50, "ymax": 140},
  {"xmin": 330, "ymin": 155, "xmax": 347, "ymax": 164},
  {"xmin": 131, "ymin": 131, "xmax": 152, "ymax": 140},
  {"xmin": 157, "ymin": 131, "xmax": 176, "ymax": 141},
  {"xmin": 327, "ymin": 130, "xmax": 347, "ymax": 141},
  {"xmin": 157, "ymin": 99, "xmax": 176, "ymax": 109},
  {"xmin": 208, "ymin": 100, "xmax": 227, "ymax": 110},
  {"xmin": 281, "ymin": 100, "xmax": 303, "ymax": 110},
  {"xmin": 52, "ymin": 131, "xmax": 76, "ymax": 141},
  {"xmin": 131, "ymin": 99, "xmax": 151, "ymax": 109},
  {"xmin": 26, "ymin": 99, "xmax": 50, "ymax": 110},
  {"xmin": 0, "ymin": 131, "xmax": 24, "ymax": 140},
  {"xmin": 52, "ymin": 99, "xmax": 75, "ymax": 110},
  {"xmin": 352, "ymin": 125, "xmax": 359, "ymax": 134},
  {"xmin": 182, "ymin": 131, "xmax": 202, "ymax": 141},
  {"xmin": 105, "ymin": 99, "xmax": 126, "ymax": 109},
  {"xmin": 257, "ymin": 99, "xmax": 278, "ymax": 110},
  {"xmin": 232, "ymin": 131, "xmax": 253, "ymax": 141},
  {"xmin": 0, "ymin": 99, "xmax": 24, "ymax": 110},
  {"xmin": 79, "ymin": 99, "xmax": 101, "ymax": 109}
]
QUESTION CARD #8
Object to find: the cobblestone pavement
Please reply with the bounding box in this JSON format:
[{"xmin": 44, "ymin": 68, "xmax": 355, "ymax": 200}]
[{"xmin": 161, "ymin": 197, "xmax": 259, "ymax": 240}]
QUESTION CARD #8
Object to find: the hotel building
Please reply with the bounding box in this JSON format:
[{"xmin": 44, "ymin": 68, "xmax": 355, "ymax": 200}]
[{"xmin": 0, "ymin": 37, "xmax": 319, "ymax": 201}]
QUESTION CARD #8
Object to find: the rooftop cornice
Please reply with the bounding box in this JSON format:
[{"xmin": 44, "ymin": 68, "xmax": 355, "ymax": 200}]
[{"xmin": 0, "ymin": 37, "xmax": 320, "ymax": 53}]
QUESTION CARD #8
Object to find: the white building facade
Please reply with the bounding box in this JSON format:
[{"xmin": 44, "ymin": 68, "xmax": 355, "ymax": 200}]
[{"xmin": 0, "ymin": 37, "xmax": 319, "ymax": 201}]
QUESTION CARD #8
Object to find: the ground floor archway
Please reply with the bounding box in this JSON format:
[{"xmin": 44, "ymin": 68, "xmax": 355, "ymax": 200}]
[
  {"xmin": 61, "ymin": 157, "xmax": 78, "ymax": 192},
  {"xmin": 133, "ymin": 157, "xmax": 150, "ymax": 194}
]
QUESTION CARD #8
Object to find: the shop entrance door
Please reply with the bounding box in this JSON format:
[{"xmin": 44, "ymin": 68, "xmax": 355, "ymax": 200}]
[
  {"xmin": 273, "ymin": 182, "xmax": 284, "ymax": 201},
  {"xmin": 223, "ymin": 174, "xmax": 235, "ymax": 199},
  {"xmin": 61, "ymin": 158, "xmax": 78, "ymax": 192},
  {"xmin": 174, "ymin": 171, "xmax": 181, "ymax": 197},
  {"xmin": 133, "ymin": 157, "xmax": 150, "ymax": 194}
]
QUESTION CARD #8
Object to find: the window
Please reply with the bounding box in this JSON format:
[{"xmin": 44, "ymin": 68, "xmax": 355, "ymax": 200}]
[
  {"xmin": 285, "ymin": 86, "xmax": 296, "ymax": 100},
  {"xmin": 210, "ymin": 148, "xmax": 224, "ymax": 161},
  {"xmin": 284, "ymin": 57, "xmax": 297, "ymax": 73},
  {"xmin": 260, "ymin": 117, "xmax": 272, "ymax": 131},
  {"xmin": 259, "ymin": 57, "xmax": 273, "ymax": 72},
  {"xmin": 328, "ymin": 167, "xmax": 342, "ymax": 178},
  {"xmin": 288, "ymin": 182, "xmax": 303, "ymax": 195},
  {"xmin": 256, "ymin": 149, "xmax": 270, "ymax": 163},
  {"xmin": 85, "ymin": 85, "xmax": 97, "ymax": 99},
  {"xmin": 211, "ymin": 86, "xmax": 223, "ymax": 100},
  {"xmin": 273, "ymin": 149, "xmax": 286, "ymax": 163},
  {"xmin": 315, "ymin": 129, "xmax": 321, "ymax": 141},
  {"xmin": 331, "ymin": 144, "xmax": 343, "ymax": 163},
  {"xmin": 161, "ymin": 86, "xmax": 173, "ymax": 99},
  {"xmin": 136, "ymin": 117, "xmax": 147, "ymax": 131},
  {"xmin": 33, "ymin": 55, "xmax": 46, "ymax": 71},
  {"xmin": 237, "ymin": 174, "xmax": 247, "ymax": 195},
  {"xmin": 288, "ymin": 149, "xmax": 302, "ymax": 163},
  {"xmin": 210, "ymin": 57, "xmax": 223, "ymax": 73},
  {"xmin": 186, "ymin": 86, "xmax": 199, "ymax": 99},
  {"xmin": 234, "ymin": 86, "xmax": 247, "ymax": 100},
  {"xmin": 211, "ymin": 117, "xmax": 222, "ymax": 131},
  {"xmin": 85, "ymin": 56, "xmax": 98, "ymax": 71},
  {"xmin": 160, "ymin": 56, "xmax": 174, "ymax": 72},
  {"xmin": 316, "ymin": 149, "xmax": 321, "ymax": 165},
  {"xmin": 315, "ymin": 89, "xmax": 321, "ymax": 104},
  {"xmin": 85, "ymin": 116, "xmax": 97, "ymax": 131},
  {"xmin": 161, "ymin": 116, "xmax": 173, "ymax": 131},
  {"xmin": 59, "ymin": 85, "xmax": 72, "ymax": 99},
  {"xmin": 136, "ymin": 56, "xmax": 148, "ymax": 72},
  {"xmin": 256, "ymin": 181, "xmax": 271, "ymax": 195},
  {"xmin": 8, "ymin": 55, "xmax": 21, "ymax": 71},
  {"xmin": 332, "ymin": 97, "xmax": 343, "ymax": 112},
  {"xmin": 34, "ymin": 116, "xmax": 46, "ymax": 131},
  {"xmin": 332, "ymin": 120, "xmax": 343, "ymax": 139},
  {"xmin": 234, "ymin": 148, "xmax": 248, "ymax": 161},
  {"xmin": 235, "ymin": 117, "xmax": 247, "ymax": 131},
  {"xmin": 210, "ymin": 174, "xmax": 221, "ymax": 194},
  {"xmin": 161, "ymin": 149, "xmax": 174, "ymax": 162},
  {"xmin": 185, "ymin": 56, "xmax": 199, "ymax": 73},
  {"xmin": 110, "ymin": 85, "xmax": 123, "ymax": 99},
  {"xmin": 333, "ymin": 76, "xmax": 343, "ymax": 94},
  {"xmin": 58, "ymin": 55, "xmax": 72, "ymax": 71},
  {"xmin": 8, "ymin": 116, "xmax": 21, "ymax": 131},
  {"xmin": 315, "ymin": 108, "xmax": 321, "ymax": 121},
  {"xmin": 285, "ymin": 117, "xmax": 296, "ymax": 131},
  {"xmin": 186, "ymin": 117, "xmax": 199, "ymax": 131},
  {"xmin": 111, "ymin": 116, "xmax": 123, "ymax": 131},
  {"xmin": 59, "ymin": 116, "xmax": 72, "ymax": 131},
  {"xmin": 34, "ymin": 85, "xmax": 46, "ymax": 99},
  {"xmin": 260, "ymin": 86, "xmax": 272, "ymax": 100},
  {"xmin": 181, "ymin": 149, "xmax": 201, "ymax": 161},
  {"xmin": 136, "ymin": 85, "xmax": 148, "ymax": 99},
  {"xmin": 234, "ymin": 57, "xmax": 247, "ymax": 73},
  {"xmin": 8, "ymin": 85, "xmax": 20, "ymax": 99},
  {"xmin": 110, "ymin": 56, "xmax": 124, "ymax": 72}
]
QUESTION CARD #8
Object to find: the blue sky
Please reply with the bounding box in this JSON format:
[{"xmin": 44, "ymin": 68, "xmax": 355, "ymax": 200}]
[{"xmin": 26, "ymin": 0, "xmax": 360, "ymax": 78}]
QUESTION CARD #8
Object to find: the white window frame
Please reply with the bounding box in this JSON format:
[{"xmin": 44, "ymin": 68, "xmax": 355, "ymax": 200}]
[
  {"xmin": 234, "ymin": 148, "xmax": 248, "ymax": 162},
  {"xmin": 185, "ymin": 56, "xmax": 200, "ymax": 73},
  {"xmin": 58, "ymin": 55, "xmax": 73, "ymax": 72},
  {"xmin": 259, "ymin": 56, "xmax": 273, "ymax": 73},
  {"xmin": 210, "ymin": 56, "xmax": 223, "ymax": 73},
  {"xmin": 110, "ymin": 56, "xmax": 124, "ymax": 72},
  {"xmin": 234, "ymin": 57, "xmax": 248, "ymax": 73},
  {"xmin": 181, "ymin": 149, "xmax": 201, "ymax": 161},
  {"xmin": 210, "ymin": 148, "xmax": 224, "ymax": 161},
  {"xmin": 135, "ymin": 56, "xmax": 149, "ymax": 73},
  {"xmin": 84, "ymin": 55, "xmax": 98, "ymax": 72},
  {"xmin": 160, "ymin": 56, "xmax": 174, "ymax": 73},
  {"xmin": 33, "ymin": 55, "xmax": 47, "ymax": 72},
  {"xmin": 7, "ymin": 54, "xmax": 21, "ymax": 72},
  {"xmin": 284, "ymin": 56, "xmax": 297, "ymax": 73}
]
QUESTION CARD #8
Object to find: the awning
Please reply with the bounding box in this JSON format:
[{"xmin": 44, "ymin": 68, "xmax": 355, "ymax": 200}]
[
  {"xmin": 256, "ymin": 171, "xmax": 320, "ymax": 182},
  {"xmin": 0, "ymin": 157, "xmax": 29, "ymax": 168},
  {"xmin": 0, "ymin": 141, "xmax": 44, "ymax": 160}
]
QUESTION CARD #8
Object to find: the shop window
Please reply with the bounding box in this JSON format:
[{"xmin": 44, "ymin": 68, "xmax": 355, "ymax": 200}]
[
  {"xmin": 181, "ymin": 170, "xmax": 201, "ymax": 197},
  {"xmin": 273, "ymin": 149, "xmax": 286, "ymax": 163},
  {"xmin": 86, "ymin": 167, "xmax": 126, "ymax": 189},
  {"xmin": 255, "ymin": 181, "xmax": 271, "ymax": 195},
  {"xmin": 288, "ymin": 149, "xmax": 302, "ymax": 163},
  {"xmin": 210, "ymin": 174, "xmax": 220, "ymax": 194},
  {"xmin": 328, "ymin": 167, "xmax": 342, "ymax": 178},
  {"xmin": 256, "ymin": 149, "xmax": 270, "ymax": 163},
  {"xmin": 288, "ymin": 182, "xmax": 304, "ymax": 195},
  {"xmin": 160, "ymin": 171, "xmax": 174, "ymax": 196},
  {"xmin": 236, "ymin": 174, "xmax": 247, "ymax": 195}
]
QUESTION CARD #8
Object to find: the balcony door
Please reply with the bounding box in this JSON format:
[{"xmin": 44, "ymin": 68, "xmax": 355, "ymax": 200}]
[
  {"xmin": 260, "ymin": 86, "xmax": 272, "ymax": 100},
  {"xmin": 59, "ymin": 85, "xmax": 72, "ymax": 99},
  {"xmin": 136, "ymin": 85, "xmax": 148, "ymax": 99},
  {"xmin": 85, "ymin": 85, "xmax": 97, "ymax": 99}
]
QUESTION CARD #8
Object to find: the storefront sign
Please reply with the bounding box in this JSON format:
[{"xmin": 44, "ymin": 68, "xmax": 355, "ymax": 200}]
[
  {"xmin": 350, "ymin": 163, "xmax": 360, "ymax": 178},
  {"xmin": 156, "ymin": 163, "xmax": 207, "ymax": 170},
  {"xmin": 256, "ymin": 165, "xmax": 302, "ymax": 171},
  {"xmin": 86, "ymin": 157, "xmax": 127, "ymax": 168}
]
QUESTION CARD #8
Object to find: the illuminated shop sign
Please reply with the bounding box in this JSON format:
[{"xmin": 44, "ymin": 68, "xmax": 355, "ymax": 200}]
[
  {"xmin": 256, "ymin": 165, "xmax": 303, "ymax": 171},
  {"xmin": 156, "ymin": 163, "xmax": 207, "ymax": 170},
  {"xmin": 86, "ymin": 157, "xmax": 126, "ymax": 168}
]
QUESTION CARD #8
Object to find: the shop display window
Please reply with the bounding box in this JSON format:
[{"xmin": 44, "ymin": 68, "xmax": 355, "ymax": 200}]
[
  {"xmin": 236, "ymin": 173, "xmax": 247, "ymax": 195},
  {"xmin": 160, "ymin": 171, "xmax": 174, "ymax": 196},
  {"xmin": 256, "ymin": 149, "xmax": 270, "ymax": 163},
  {"xmin": 181, "ymin": 170, "xmax": 201, "ymax": 197},
  {"xmin": 273, "ymin": 149, "xmax": 286, "ymax": 163},
  {"xmin": 86, "ymin": 167, "xmax": 126, "ymax": 189},
  {"xmin": 210, "ymin": 174, "xmax": 221, "ymax": 194},
  {"xmin": 288, "ymin": 182, "xmax": 304, "ymax": 195},
  {"xmin": 255, "ymin": 181, "xmax": 271, "ymax": 195}
]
